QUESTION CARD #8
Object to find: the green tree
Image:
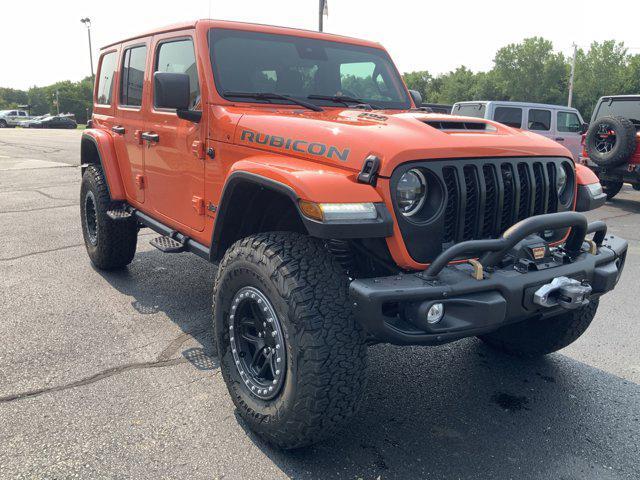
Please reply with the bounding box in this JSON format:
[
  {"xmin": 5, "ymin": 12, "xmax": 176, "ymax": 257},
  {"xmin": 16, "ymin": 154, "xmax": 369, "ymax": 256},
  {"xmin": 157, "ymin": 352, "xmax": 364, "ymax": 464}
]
[
  {"xmin": 492, "ymin": 37, "xmax": 568, "ymax": 105},
  {"xmin": 572, "ymin": 41, "xmax": 630, "ymax": 119}
]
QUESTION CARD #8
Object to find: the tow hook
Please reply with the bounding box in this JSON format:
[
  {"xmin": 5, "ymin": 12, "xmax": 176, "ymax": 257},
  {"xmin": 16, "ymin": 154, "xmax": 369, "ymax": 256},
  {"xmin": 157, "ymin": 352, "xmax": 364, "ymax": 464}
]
[{"xmin": 533, "ymin": 276, "xmax": 592, "ymax": 310}]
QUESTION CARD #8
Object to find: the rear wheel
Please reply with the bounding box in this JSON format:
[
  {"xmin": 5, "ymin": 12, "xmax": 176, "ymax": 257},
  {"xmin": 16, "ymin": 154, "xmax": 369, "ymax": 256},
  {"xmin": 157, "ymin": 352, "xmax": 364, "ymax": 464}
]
[
  {"xmin": 213, "ymin": 232, "xmax": 367, "ymax": 449},
  {"xmin": 80, "ymin": 165, "xmax": 138, "ymax": 270},
  {"xmin": 602, "ymin": 180, "xmax": 623, "ymax": 200},
  {"xmin": 479, "ymin": 299, "xmax": 598, "ymax": 357}
]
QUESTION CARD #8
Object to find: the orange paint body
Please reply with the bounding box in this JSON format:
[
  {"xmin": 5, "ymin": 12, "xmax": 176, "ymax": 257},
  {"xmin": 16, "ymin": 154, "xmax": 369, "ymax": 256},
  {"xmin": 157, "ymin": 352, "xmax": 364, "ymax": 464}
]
[{"xmin": 87, "ymin": 19, "xmax": 589, "ymax": 270}]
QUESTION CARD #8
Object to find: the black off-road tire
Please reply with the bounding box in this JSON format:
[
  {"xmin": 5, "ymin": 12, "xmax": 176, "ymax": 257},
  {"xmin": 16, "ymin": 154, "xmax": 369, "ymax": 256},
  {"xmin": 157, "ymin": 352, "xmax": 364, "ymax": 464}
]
[
  {"xmin": 0, "ymin": 119, "xmax": 7, "ymax": 128},
  {"xmin": 602, "ymin": 180, "xmax": 623, "ymax": 200},
  {"xmin": 478, "ymin": 299, "xmax": 599, "ymax": 358},
  {"xmin": 585, "ymin": 116, "xmax": 637, "ymax": 167},
  {"xmin": 632, "ymin": 184, "xmax": 640, "ymax": 191},
  {"xmin": 80, "ymin": 165, "xmax": 137, "ymax": 270},
  {"xmin": 213, "ymin": 232, "xmax": 368, "ymax": 449}
]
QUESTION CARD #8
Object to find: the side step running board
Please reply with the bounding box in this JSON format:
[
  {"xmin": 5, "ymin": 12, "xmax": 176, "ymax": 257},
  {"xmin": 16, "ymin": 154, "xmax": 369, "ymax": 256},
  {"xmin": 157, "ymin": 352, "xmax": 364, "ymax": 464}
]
[
  {"xmin": 149, "ymin": 235, "xmax": 187, "ymax": 253},
  {"xmin": 106, "ymin": 208, "xmax": 133, "ymax": 220},
  {"xmin": 131, "ymin": 208, "xmax": 211, "ymax": 261}
]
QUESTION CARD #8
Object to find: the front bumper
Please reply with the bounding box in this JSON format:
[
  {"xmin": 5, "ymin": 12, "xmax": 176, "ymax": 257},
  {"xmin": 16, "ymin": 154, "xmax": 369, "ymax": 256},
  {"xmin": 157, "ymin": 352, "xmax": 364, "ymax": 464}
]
[{"xmin": 349, "ymin": 212, "xmax": 627, "ymax": 346}]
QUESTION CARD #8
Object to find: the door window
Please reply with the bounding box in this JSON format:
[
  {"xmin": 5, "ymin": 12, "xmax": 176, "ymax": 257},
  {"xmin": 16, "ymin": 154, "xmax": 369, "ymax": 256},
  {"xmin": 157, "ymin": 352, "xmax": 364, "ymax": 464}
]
[
  {"xmin": 528, "ymin": 109, "xmax": 551, "ymax": 131},
  {"xmin": 96, "ymin": 51, "xmax": 117, "ymax": 105},
  {"xmin": 557, "ymin": 111, "xmax": 581, "ymax": 132},
  {"xmin": 494, "ymin": 107, "xmax": 522, "ymax": 128},
  {"xmin": 120, "ymin": 45, "xmax": 147, "ymax": 107},
  {"xmin": 155, "ymin": 39, "xmax": 200, "ymax": 109}
]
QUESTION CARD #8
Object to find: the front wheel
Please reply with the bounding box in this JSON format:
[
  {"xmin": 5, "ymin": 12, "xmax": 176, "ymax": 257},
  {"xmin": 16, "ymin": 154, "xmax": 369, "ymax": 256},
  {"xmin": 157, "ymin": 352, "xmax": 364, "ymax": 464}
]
[
  {"xmin": 213, "ymin": 232, "xmax": 368, "ymax": 449},
  {"xmin": 479, "ymin": 299, "xmax": 599, "ymax": 357}
]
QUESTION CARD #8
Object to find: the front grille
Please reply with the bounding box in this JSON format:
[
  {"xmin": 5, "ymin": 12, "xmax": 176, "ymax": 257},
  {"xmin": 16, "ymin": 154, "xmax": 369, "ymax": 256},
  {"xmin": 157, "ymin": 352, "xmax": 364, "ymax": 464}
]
[
  {"xmin": 391, "ymin": 157, "xmax": 572, "ymax": 264},
  {"xmin": 441, "ymin": 159, "xmax": 563, "ymax": 243}
]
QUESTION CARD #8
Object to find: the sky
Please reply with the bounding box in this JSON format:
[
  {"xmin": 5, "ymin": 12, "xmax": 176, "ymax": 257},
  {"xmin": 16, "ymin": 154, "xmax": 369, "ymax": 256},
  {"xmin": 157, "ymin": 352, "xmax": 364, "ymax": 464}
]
[{"xmin": 2, "ymin": 0, "xmax": 640, "ymax": 90}]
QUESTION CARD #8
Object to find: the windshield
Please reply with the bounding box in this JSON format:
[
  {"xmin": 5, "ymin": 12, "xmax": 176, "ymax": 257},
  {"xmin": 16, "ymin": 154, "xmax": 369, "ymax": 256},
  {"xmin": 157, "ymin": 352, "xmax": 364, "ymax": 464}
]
[
  {"xmin": 593, "ymin": 97, "xmax": 640, "ymax": 126},
  {"xmin": 209, "ymin": 29, "xmax": 411, "ymax": 110}
]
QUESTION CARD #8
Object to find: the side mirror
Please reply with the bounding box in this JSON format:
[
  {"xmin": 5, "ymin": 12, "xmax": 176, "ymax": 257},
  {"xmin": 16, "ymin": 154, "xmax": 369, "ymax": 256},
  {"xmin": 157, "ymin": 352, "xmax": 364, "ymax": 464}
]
[
  {"xmin": 408, "ymin": 89, "xmax": 423, "ymax": 107},
  {"xmin": 581, "ymin": 122, "xmax": 589, "ymax": 134},
  {"xmin": 154, "ymin": 72, "xmax": 201, "ymax": 122}
]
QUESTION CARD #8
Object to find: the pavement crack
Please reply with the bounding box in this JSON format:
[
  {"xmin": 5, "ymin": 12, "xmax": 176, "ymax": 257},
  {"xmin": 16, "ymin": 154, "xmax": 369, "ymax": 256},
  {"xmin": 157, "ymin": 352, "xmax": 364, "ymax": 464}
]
[
  {"xmin": 0, "ymin": 243, "xmax": 84, "ymax": 261},
  {"xmin": 0, "ymin": 203, "xmax": 76, "ymax": 214},
  {"xmin": 0, "ymin": 357, "xmax": 188, "ymax": 404}
]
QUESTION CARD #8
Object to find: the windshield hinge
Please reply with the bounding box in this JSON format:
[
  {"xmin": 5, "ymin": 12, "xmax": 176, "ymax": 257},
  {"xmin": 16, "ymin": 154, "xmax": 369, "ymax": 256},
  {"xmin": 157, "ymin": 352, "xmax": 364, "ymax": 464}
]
[{"xmin": 357, "ymin": 155, "xmax": 381, "ymax": 186}]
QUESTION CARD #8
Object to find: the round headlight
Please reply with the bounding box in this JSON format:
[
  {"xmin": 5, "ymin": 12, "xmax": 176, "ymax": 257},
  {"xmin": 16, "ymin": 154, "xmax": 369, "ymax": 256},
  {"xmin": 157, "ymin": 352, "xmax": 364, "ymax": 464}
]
[
  {"xmin": 397, "ymin": 169, "xmax": 427, "ymax": 216},
  {"xmin": 556, "ymin": 165, "xmax": 568, "ymax": 195}
]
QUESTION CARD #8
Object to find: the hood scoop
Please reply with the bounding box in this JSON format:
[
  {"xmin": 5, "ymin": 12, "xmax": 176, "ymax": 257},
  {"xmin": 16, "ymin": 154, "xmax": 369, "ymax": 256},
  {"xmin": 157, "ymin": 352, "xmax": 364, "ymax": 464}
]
[{"xmin": 423, "ymin": 120, "xmax": 496, "ymax": 132}]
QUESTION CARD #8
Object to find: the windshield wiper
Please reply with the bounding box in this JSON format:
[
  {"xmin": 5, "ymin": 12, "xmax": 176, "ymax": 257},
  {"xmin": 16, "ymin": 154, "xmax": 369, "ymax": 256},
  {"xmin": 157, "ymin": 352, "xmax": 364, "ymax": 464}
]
[
  {"xmin": 307, "ymin": 94, "xmax": 381, "ymax": 110},
  {"xmin": 223, "ymin": 91, "xmax": 323, "ymax": 112}
]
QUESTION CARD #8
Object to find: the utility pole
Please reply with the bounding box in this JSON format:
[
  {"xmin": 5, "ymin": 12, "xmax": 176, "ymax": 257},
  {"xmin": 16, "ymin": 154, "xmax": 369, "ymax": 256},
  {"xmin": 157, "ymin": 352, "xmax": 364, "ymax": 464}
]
[
  {"xmin": 319, "ymin": 0, "xmax": 327, "ymax": 32},
  {"xmin": 568, "ymin": 43, "xmax": 577, "ymax": 108},
  {"xmin": 81, "ymin": 18, "xmax": 94, "ymax": 80}
]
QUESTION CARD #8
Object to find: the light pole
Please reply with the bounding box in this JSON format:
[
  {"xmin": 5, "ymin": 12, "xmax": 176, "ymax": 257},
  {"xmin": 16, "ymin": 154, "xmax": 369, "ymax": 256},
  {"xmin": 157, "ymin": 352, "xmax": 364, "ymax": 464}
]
[
  {"xmin": 80, "ymin": 17, "xmax": 94, "ymax": 80},
  {"xmin": 318, "ymin": 0, "xmax": 328, "ymax": 32}
]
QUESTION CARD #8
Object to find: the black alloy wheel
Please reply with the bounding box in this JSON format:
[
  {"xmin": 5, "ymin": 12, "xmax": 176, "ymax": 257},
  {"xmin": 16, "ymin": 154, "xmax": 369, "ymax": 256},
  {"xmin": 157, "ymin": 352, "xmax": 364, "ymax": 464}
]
[{"xmin": 229, "ymin": 286, "xmax": 286, "ymax": 400}]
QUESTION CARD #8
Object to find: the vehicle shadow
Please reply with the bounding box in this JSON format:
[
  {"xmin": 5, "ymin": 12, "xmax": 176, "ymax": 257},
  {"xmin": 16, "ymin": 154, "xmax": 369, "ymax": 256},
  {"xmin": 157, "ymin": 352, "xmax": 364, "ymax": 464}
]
[
  {"xmin": 95, "ymin": 246, "xmax": 219, "ymax": 369},
  {"xmin": 97, "ymin": 245, "xmax": 640, "ymax": 479}
]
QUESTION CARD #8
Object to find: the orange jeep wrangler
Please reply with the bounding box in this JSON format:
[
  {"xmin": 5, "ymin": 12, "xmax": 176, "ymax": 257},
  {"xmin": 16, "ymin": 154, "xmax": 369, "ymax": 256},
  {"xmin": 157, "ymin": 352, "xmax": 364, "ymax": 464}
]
[{"xmin": 80, "ymin": 20, "xmax": 627, "ymax": 449}]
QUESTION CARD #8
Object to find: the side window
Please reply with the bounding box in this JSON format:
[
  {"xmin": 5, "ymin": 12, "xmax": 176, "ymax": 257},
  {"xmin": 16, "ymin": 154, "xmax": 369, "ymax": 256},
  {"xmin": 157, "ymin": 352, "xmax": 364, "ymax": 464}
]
[
  {"xmin": 120, "ymin": 45, "xmax": 147, "ymax": 107},
  {"xmin": 9, "ymin": 111, "xmax": 17, "ymax": 116},
  {"xmin": 19, "ymin": 111, "xmax": 27, "ymax": 117},
  {"xmin": 528, "ymin": 109, "xmax": 551, "ymax": 131},
  {"xmin": 557, "ymin": 111, "xmax": 581, "ymax": 133},
  {"xmin": 155, "ymin": 38, "xmax": 200, "ymax": 109},
  {"xmin": 96, "ymin": 51, "xmax": 117, "ymax": 105},
  {"xmin": 494, "ymin": 107, "xmax": 522, "ymax": 128}
]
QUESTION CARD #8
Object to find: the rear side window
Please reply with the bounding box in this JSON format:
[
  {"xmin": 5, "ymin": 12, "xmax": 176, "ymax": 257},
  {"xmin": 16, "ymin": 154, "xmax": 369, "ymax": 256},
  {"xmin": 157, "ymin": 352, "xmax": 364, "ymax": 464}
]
[
  {"xmin": 155, "ymin": 39, "xmax": 200, "ymax": 109},
  {"xmin": 120, "ymin": 45, "xmax": 147, "ymax": 107},
  {"xmin": 557, "ymin": 111, "xmax": 581, "ymax": 132},
  {"xmin": 528, "ymin": 109, "xmax": 551, "ymax": 131},
  {"xmin": 494, "ymin": 107, "xmax": 522, "ymax": 128},
  {"xmin": 96, "ymin": 51, "xmax": 117, "ymax": 105},
  {"xmin": 452, "ymin": 103, "xmax": 486, "ymax": 118}
]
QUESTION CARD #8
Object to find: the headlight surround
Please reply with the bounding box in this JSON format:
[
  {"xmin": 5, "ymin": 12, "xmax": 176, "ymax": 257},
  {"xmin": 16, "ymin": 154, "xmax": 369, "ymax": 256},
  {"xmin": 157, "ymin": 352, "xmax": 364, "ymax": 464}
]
[{"xmin": 397, "ymin": 169, "xmax": 427, "ymax": 216}]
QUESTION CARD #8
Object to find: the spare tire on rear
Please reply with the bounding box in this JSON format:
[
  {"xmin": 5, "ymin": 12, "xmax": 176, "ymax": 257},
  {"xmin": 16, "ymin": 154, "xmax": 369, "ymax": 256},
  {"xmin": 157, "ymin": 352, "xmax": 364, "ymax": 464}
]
[{"xmin": 585, "ymin": 115, "xmax": 637, "ymax": 167}]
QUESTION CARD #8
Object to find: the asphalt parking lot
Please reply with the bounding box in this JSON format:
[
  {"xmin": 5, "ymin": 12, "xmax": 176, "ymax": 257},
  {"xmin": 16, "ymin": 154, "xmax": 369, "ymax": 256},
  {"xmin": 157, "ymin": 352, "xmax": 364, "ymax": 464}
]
[{"xmin": 1, "ymin": 128, "xmax": 639, "ymax": 479}]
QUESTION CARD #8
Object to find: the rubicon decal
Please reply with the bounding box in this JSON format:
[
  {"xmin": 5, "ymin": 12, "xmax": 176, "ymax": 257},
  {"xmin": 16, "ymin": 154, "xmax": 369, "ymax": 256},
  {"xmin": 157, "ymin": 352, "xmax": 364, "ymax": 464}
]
[{"xmin": 240, "ymin": 129, "xmax": 350, "ymax": 161}]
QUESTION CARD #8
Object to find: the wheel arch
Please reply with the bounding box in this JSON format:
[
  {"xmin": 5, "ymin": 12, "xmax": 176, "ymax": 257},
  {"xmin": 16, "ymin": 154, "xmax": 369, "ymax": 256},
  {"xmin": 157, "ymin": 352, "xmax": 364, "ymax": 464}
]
[
  {"xmin": 209, "ymin": 171, "xmax": 309, "ymax": 261},
  {"xmin": 81, "ymin": 130, "xmax": 126, "ymax": 200}
]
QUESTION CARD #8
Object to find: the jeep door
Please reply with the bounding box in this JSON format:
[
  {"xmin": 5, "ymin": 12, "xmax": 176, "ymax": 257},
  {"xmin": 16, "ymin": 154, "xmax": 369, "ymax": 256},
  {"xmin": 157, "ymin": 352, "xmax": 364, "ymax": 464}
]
[
  {"xmin": 556, "ymin": 110, "xmax": 584, "ymax": 161},
  {"xmin": 143, "ymin": 32, "xmax": 205, "ymax": 232},
  {"xmin": 112, "ymin": 40, "xmax": 151, "ymax": 204}
]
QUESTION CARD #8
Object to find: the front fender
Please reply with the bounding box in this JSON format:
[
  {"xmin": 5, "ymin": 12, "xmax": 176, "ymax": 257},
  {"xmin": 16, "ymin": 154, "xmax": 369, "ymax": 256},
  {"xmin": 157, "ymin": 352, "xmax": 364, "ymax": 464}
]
[
  {"xmin": 81, "ymin": 129, "xmax": 126, "ymax": 201},
  {"xmin": 226, "ymin": 156, "xmax": 384, "ymax": 203}
]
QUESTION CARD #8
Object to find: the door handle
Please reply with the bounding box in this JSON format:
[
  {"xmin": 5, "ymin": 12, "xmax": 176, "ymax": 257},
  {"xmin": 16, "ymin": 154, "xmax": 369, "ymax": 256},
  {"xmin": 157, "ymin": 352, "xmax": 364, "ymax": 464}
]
[
  {"xmin": 111, "ymin": 125, "xmax": 125, "ymax": 134},
  {"xmin": 555, "ymin": 137, "xmax": 565, "ymax": 142},
  {"xmin": 141, "ymin": 132, "xmax": 159, "ymax": 143}
]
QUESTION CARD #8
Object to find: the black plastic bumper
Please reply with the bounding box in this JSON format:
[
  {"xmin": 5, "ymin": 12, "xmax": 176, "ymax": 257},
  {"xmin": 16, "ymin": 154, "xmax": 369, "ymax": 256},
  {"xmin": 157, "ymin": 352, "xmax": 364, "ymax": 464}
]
[
  {"xmin": 349, "ymin": 213, "xmax": 627, "ymax": 346},
  {"xmin": 589, "ymin": 164, "xmax": 640, "ymax": 184}
]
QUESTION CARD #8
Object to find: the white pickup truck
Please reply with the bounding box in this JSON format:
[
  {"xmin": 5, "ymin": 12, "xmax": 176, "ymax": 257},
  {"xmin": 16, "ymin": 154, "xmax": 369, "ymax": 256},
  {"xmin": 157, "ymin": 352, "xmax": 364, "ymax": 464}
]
[{"xmin": 0, "ymin": 109, "xmax": 30, "ymax": 128}]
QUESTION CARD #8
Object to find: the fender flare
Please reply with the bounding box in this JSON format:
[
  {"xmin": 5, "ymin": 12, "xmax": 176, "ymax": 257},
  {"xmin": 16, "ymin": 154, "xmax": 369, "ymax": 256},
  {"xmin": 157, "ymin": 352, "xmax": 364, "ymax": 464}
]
[
  {"xmin": 209, "ymin": 170, "xmax": 392, "ymax": 261},
  {"xmin": 81, "ymin": 130, "xmax": 126, "ymax": 200}
]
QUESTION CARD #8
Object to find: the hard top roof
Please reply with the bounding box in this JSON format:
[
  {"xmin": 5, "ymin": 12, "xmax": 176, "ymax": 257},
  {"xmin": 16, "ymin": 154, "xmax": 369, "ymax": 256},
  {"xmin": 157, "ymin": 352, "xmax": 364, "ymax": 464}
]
[
  {"xmin": 100, "ymin": 19, "xmax": 381, "ymax": 50},
  {"xmin": 453, "ymin": 100, "xmax": 580, "ymax": 111}
]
